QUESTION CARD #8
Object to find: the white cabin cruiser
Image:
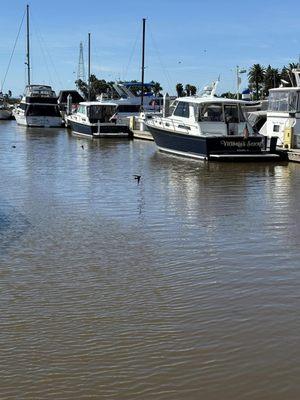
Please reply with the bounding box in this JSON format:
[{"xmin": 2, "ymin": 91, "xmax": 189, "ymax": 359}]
[
  {"xmin": 146, "ymin": 95, "xmax": 280, "ymax": 161},
  {"xmin": 264, "ymin": 68, "xmax": 300, "ymax": 148},
  {"xmin": 66, "ymin": 101, "xmax": 132, "ymax": 138},
  {"xmin": 13, "ymin": 85, "xmax": 62, "ymax": 127}
]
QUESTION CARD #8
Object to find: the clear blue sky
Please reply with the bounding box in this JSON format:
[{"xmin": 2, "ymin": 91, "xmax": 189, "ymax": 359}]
[{"xmin": 1, "ymin": 0, "xmax": 300, "ymax": 96}]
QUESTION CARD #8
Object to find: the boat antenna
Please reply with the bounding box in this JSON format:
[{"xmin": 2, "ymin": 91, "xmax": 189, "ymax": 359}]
[
  {"xmin": 26, "ymin": 4, "xmax": 30, "ymax": 85},
  {"xmin": 88, "ymin": 32, "xmax": 91, "ymax": 101},
  {"xmin": 140, "ymin": 18, "xmax": 146, "ymax": 110},
  {"xmin": 210, "ymin": 75, "xmax": 220, "ymax": 97}
]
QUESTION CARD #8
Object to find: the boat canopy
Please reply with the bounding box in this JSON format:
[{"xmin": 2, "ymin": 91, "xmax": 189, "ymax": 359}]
[
  {"xmin": 57, "ymin": 90, "xmax": 84, "ymax": 104},
  {"xmin": 77, "ymin": 101, "xmax": 117, "ymax": 123},
  {"xmin": 268, "ymin": 89, "xmax": 300, "ymax": 112},
  {"xmin": 172, "ymin": 99, "xmax": 246, "ymax": 123},
  {"xmin": 123, "ymin": 82, "xmax": 154, "ymax": 87},
  {"xmin": 24, "ymin": 85, "xmax": 56, "ymax": 97}
]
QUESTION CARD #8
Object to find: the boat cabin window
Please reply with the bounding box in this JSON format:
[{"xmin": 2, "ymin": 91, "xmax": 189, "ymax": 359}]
[
  {"xmin": 117, "ymin": 104, "xmax": 140, "ymax": 113},
  {"xmin": 88, "ymin": 105, "xmax": 117, "ymax": 123},
  {"xmin": 199, "ymin": 103, "xmax": 223, "ymax": 122},
  {"xmin": 173, "ymin": 101, "xmax": 190, "ymax": 118},
  {"xmin": 77, "ymin": 105, "xmax": 86, "ymax": 115},
  {"xmin": 198, "ymin": 103, "xmax": 245, "ymax": 123},
  {"xmin": 26, "ymin": 105, "xmax": 61, "ymax": 117},
  {"xmin": 268, "ymin": 90, "xmax": 299, "ymax": 112}
]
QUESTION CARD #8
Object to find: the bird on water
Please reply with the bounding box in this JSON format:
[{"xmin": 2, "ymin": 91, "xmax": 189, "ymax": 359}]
[{"xmin": 133, "ymin": 175, "xmax": 141, "ymax": 184}]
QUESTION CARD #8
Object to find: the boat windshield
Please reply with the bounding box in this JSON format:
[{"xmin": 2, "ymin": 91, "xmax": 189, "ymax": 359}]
[
  {"xmin": 268, "ymin": 90, "xmax": 299, "ymax": 112},
  {"xmin": 77, "ymin": 105, "xmax": 86, "ymax": 114}
]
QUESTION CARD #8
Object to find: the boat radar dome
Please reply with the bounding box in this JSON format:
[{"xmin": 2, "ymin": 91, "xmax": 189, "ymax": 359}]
[{"xmin": 242, "ymin": 88, "xmax": 251, "ymax": 100}]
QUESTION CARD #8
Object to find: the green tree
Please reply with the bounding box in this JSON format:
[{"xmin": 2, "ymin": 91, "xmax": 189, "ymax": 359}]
[
  {"xmin": 75, "ymin": 74, "xmax": 110, "ymax": 100},
  {"xmin": 190, "ymin": 85, "xmax": 197, "ymax": 96},
  {"xmin": 150, "ymin": 81, "xmax": 163, "ymax": 96},
  {"xmin": 185, "ymin": 84, "xmax": 191, "ymax": 96},
  {"xmin": 176, "ymin": 83, "xmax": 184, "ymax": 97},
  {"xmin": 280, "ymin": 66, "xmax": 292, "ymax": 86},
  {"xmin": 287, "ymin": 63, "xmax": 298, "ymax": 86},
  {"xmin": 248, "ymin": 64, "xmax": 265, "ymax": 100},
  {"xmin": 264, "ymin": 65, "xmax": 281, "ymax": 95}
]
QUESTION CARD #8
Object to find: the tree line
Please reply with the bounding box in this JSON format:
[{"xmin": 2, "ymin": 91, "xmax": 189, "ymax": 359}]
[
  {"xmin": 220, "ymin": 62, "xmax": 299, "ymax": 100},
  {"xmin": 75, "ymin": 75, "xmax": 163, "ymax": 100},
  {"xmin": 75, "ymin": 61, "xmax": 299, "ymax": 101},
  {"xmin": 75, "ymin": 76, "xmax": 198, "ymax": 100},
  {"xmin": 246, "ymin": 62, "xmax": 298, "ymax": 100},
  {"xmin": 175, "ymin": 83, "xmax": 197, "ymax": 97}
]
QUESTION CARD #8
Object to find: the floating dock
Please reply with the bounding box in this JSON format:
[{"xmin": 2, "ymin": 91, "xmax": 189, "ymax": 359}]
[
  {"xmin": 132, "ymin": 130, "xmax": 154, "ymax": 141},
  {"xmin": 287, "ymin": 149, "xmax": 300, "ymax": 163}
]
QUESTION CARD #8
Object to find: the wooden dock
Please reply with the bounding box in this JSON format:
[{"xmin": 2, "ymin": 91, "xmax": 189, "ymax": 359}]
[
  {"xmin": 132, "ymin": 130, "xmax": 154, "ymax": 141},
  {"xmin": 287, "ymin": 149, "xmax": 300, "ymax": 163}
]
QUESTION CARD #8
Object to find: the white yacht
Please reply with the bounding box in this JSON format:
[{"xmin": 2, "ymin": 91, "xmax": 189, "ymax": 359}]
[
  {"xmin": 263, "ymin": 68, "xmax": 300, "ymax": 148},
  {"xmin": 13, "ymin": 85, "xmax": 62, "ymax": 127},
  {"xmin": 66, "ymin": 101, "xmax": 132, "ymax": 138},
  {"xmin": 145, "ymin": 87, "xmax": 280, "ymax": 161}
]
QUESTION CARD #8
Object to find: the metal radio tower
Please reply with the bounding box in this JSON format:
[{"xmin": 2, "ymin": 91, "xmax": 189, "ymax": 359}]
[{"xmin": 77, "ymin": 42, "xmax": 86, "ymax": 82}]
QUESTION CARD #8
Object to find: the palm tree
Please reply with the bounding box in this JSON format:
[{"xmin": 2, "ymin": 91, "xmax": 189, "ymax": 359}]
[
  {"xmin": 151, "ymin": 81, "xmax": 163, "ymax": 96},
  {"xmin": 176, "ymin": 83, "xmax": 184, "ymax": 97},
  {"xmin": 185, "ymin": 84, "xmax": 191, "ymax": 96},
  {"xmin": 287, "ymin": 63, "xmax": 298, "ymax": 86},
  {"xmin": 248, "ymin": 64, "xmax": 265, "ymax": 100},
  {"xmin": 264, "ymin": 65, "xmax": 280, "ymax": 95},
  {"xmin": 190, "ymin": 85, "xmax": 197, "ymax": 95},
  {"xmin": 280, "ymin": 66, "xmax": 292, "ymax": 86}
]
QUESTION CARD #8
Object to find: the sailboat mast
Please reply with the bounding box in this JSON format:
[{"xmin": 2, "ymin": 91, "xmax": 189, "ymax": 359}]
[
  {"xmin": 140, "ymin": 18, "xmax": 146, "ymax": 109},
  {"xmin": 26, "ymin": 4, "xmax": 30, "ymax": 85},
  {"xmin": 88, "ymin": 32, "xmax": 91, "ymax": 101}
]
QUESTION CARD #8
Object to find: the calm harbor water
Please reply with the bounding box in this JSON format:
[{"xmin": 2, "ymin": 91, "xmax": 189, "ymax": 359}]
[{"xmin": 1, "ymin": 120, "xmax": 300, "ymax": 399}]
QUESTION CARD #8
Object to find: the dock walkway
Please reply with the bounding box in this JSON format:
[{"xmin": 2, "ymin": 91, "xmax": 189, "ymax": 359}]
[
  {"xmin": 287, "ymin": 149, "xmax": 300, "ymax": 162},
  {"xmin": 132, "ymin": 130, "xmax": 154, "ymax": 141}
]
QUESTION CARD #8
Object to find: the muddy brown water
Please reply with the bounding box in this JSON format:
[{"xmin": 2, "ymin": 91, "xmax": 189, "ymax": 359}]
[{"xmin": 1, "ymin": 120, "xmax": 300, "ymax": 399}]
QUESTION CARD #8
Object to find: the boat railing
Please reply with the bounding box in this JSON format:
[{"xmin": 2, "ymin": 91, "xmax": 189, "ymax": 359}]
[{"xmin": 149, "ymin": 115, "xmax": 192, "ymax": 133}]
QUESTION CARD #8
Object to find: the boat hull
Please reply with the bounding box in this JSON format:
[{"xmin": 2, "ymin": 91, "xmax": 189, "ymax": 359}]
[
  {"xmin": 0, "ymin": 109, "xmax": 12, "ymax": 120},
  {"xmin": 14, "ymin": 113, "xmax": 62, "ymax": 127},
  {"xmin": 69, "ymin": 120, "xmax": 132, "ymax": 138},
  {"xmin": 147, "ymin": 125, "xmax": 280, "ymax": 161}
]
